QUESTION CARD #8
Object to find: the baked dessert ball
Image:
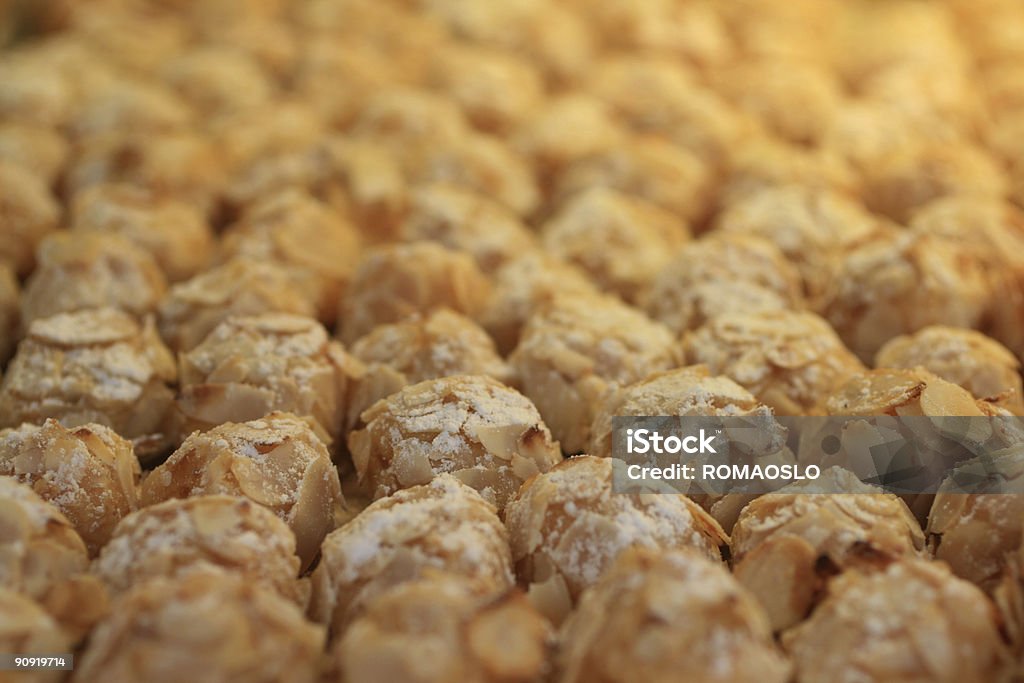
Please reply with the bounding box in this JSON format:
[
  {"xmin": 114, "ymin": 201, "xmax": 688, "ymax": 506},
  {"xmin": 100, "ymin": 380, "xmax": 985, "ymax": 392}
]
[
  {"xmin": 406, "ymin": 129, "xmax": 541, "ymax": 220},
  {"xmin": 731, "ymin": 470, "xmax": 925, "ymax": 632},
  {"xmin": 349, "ymin": 87, "xmax": 468, "ymax": 156},
  {"xmin": 584, "ymin": 56, "xmax": 747, "ymax": 169},
  {"xmin": 0, "ymin": 476, "xmax": 89, "ymax": 605},
  {"xmin": 93, "ymin": 495, "xmax": 308, "ymax": 607},
  {"xmin": 559, "ymin": 548, "xmax": 790, "ymax": 683},
  {"xmin": 0, "ymin": 309, "xmax": 177, "ymax": 457},
  {"xmin": 783, "ymin": 560, "xmax": 1011, "ymax": 683},
  {"xmin": 160, "ymin": 46, "xmax": 273, "ymax": 118},
  {"xmin": 585, "ymin": 364, "xmax": 794, "ymax": 531},
  {"xmin": 158, "ymin": 259, "xmax": 317, "ymax": 352},
  {"xmin": 510, "ymin": 293, "xmax": 679, "ymax": 454},
  {"xmin": 540, "ymin": 187, "xmax": 690, "ymax": 303},
  {"xmin": 512, "ymin": 94, "xmax": 626, "ymax": 186},
  {"xmin": 396, "ymin": 184, "xmax": 537, "ymax": 271},
  {"xmin": 0, "ymin": 589, "xmax": 71, "ymax": 683},
  {"xmin": 0, "ymin": 420, "xmax": 140, "ymax": 556},
  {"xmin": 0, "ymin": 56, "xmax": 74, "ymax": 127},
  {"xmin": 313, "ymin": 137, "xmax": 408, "ymax": 243},
  {"xmin": 338, "ymin": 242, "xmax": 492, "ymax": 344},
  {"xmin": 66, "ymin": 130, "xmax": 224, "ymax": 216},
  {"xmin": 588, "ymin": 365, "xmax": 779, "ymax": 460},
  {"xmin": 222, "ymin": 189, "xmax": 361, "ymax": 325},
  {"xmin": 861, "ymin": 140, "xmax": 1009, "ymax": 223},
  {"xmin": 70, "ymin": 182, "xmax": 214, "ymax": 282},
  {"xmin": 480, "ymin": 252, "xmax": 599, "ymax": 355},
  {"xmin": 0, "ymin": 123, "xmax": 69, "ymax": 186},
  {"xmin": 176, "ymin": 314, "xmax": 361, "ymax": 442},
  {"xmin": 642, "ymin": 233, "xmax": 803, "ymax": 336},
  {"xmin": 682, "ymin": 310, "xmax": 864, "ymax": 415},
  {"xmin": 554, "ymin": 136, "xmax": 713, "ymax": 225},
  {"xmin": 504, "ymin": 456, "xmax": 727, "ymax": 622},
  {"xmin": 719, "ymin": 137, "xmax": 858, "ymax": 207},
  {"xmin": 909, "ymin": 196, "xmax": 1024, "ymax": 269},
  {"xmin": 825, "ymin": 367, "xmax": 989, "ymax": 417},
  {"xmin": 421, "ymin": 0, "xmax": 594, "ymax": 86},
  {"xmin": 0, "ymin": 161, "xmax": 59, "ymax": 277},
  {"xmin": 927, "ymin": 466, "xmax": 1024, "ymax": 592},
  {"xmin": 0, "ymin": 263, "xmax": 18, "ymax": 365},
  {"xmin": 332, "ymin": 575, "xmax": 552, "ymax": 683},
  {"xmin": 349, "ymin": 375, "xmax": 560, "ymax": 510},
  {"xmin": 68, "ymin": 80, "xmax": 192, "ymax": 141},
  {"xmin": 821, "ymin": 102, "xmax": 944, "ymax": 176},
  {"xmin": 292, "ymin": 38, "xmax": 400, "ymax": 130},
  {"xmin": 141, "ymin": 413, "xmax": 341, "ymax": 567},
  {"xmin": 347, "ymin": 310, "xmax": 513, "ymax": 429},
  {"xmin": 876, "ymin": 326, "xmax": 1023, "ymax": 411},
  {"xmin": 581, "ymin": 55, "xmax": 695, "ymax": 126},
  {"xmin": 427, "ymin": 44, "xmax": 544, "ymax": 134},
  {"xmin": 814, "ymin": 368, "xmax": 994, "ymax": 523},
  {"xmin": 577, "ymin": 0, "xmax": 731, "ymax": 65},
  {"xmin": 74, "ymin": 572, "xmax": 325, "ymax": 683},
  {"xmin": 212, "ymin": 99, "xmax": 326, "ymax": 182},
  {"xmin": 713, "ymin": 59, "xmax": 842, "ymax": 146},
  {"xmin": 714, "ymin": 185, "xmax": 887, "ymax": 307},
  {"xmin": 20, "ymin": 232, "xmax": 167, "ymax": 327},
  {"xmin": 825, "ymin": 232, "xmax": 992, "ymax": 362},
  {"xmin": 311, "ymin": 476, "xmax": 513, "ymax": 634}
]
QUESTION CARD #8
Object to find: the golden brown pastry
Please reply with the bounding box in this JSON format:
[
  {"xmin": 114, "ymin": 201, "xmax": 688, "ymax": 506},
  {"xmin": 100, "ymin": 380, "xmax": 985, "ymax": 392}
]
[
  {"xmin": 0, "ymin": 309, "xmax": 176, "ymax": 457},
  {"xmin": 504, "ymin": 456, "xmax": 727, "ymax": 623},
  {"xmin": 70, "ymin": 182, "xmax": 214, "ymax": 282},
  {"xmin": 176, "ymin": 314, "xmax": 361, "ymax": 442},
  {"xmin": 511, "ymin": 293, "xmax": 679, "ymax": 453},
  {"xmin": 554, "ymin": 135, "xmax": 713, "ymax": 225},
  {"xmin": 158, "ymin": 258, "xmax": 317, "ymax": 352},
  {"xmin": 731, "ymin": 469, "xmax": 925, "ymax": 632},
  {"xmin": 0, "ymin": 160, "xmax": 59, "ymax": 277},
  {"xmin": 74, "ymin": 572, "xmax": 324, "ymax": 683},
  {"xmin": 221, "ymin": 188, "xmax": 361, "ymax": 325},
  {"xmin": 0, "ymin": 420, "xmax": 140, "ymax": 556},
  {"xmin": 426, "ymin": 44, "xmax": 544, "ymax": 134},
  {"xmin": 93, "ymin": 495, "xmax": 308, "ymax": 606},
  {"xmin": 20, "ymin": 232, "xmax": 167, "ymax": 327},
  {"xmin": 0, "ymin": 476, "xmax": 89, "ymax": 606},
  {"xmin": 714, "ymin": 184, "xmax": 887, "ymax": 308},
  {"xmin": 66, "ymin": 130, "xmax": 224, "ymax": 215},
  {"xmin": 862, "ymin": 140, "xmax": 1008, "ymax": 223},
  {"xmin": 559, "ymin": 548, "xmax": 790, "ymax": 683},
  {"xmin": 480, "ymin": 251, "xmax": 599, "ymax": 355},
  {"xmin": 928, "ymin": 457, "xmax": 1024, "ymax": 593},
  {"xmin": 141, "ymin": 412, "xmax": 343, "ymax": 569},
  {"xmin": 338, "ymin": 242, "xmax": 492, "ymax": 344},
  {"xmin": 160, "ymin": 45, "xmax": 273, "ymax": 118},
  {"xmin": 348, "ymin": 374, "xmax": 560, "ymax": 510},
  {"xmin": 0, "ymin": 263, "xmax": 18, "ymax": 365},
  {"xmin": 0, "ymin": 588, "xmax": 72, "ymax": 683},
  {"xmin": 825, "ymin": 232, "xmax": 992, "ymax": 361},
  {"xmin": 540, "ymin": 187, "xmax": 690, "ymax": 303},
  {"xmin": 682, "ymin": 310, "xmax": 864, "ymax": 415},
  {"xmin": 332, "ymin": 576, "xmax": 552, "ymax": 683},
  {"xmin": 396, "ymin": 184, "xmax": 537, "ymax": 271},
  {"xmin": 783, "ymin": 560, "xmax": 1011, "ymax": 683},
  {"xmin": 642, "ymin": 233, "xmax": 803, "ymax": 336},
  {"xmin": 876, "ymin": 326, "xmax": 1023, "ymax": 411},
  {"xmin": 311, "ymin": 475, "xmax": 513, "ymax": 634},
  {"xmin": 0, "ymin": 123, "xmax": 69, "ymax": 186}
]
